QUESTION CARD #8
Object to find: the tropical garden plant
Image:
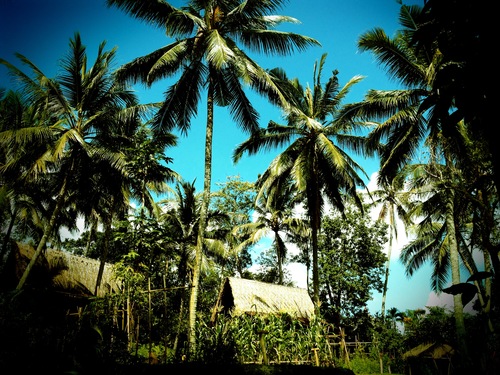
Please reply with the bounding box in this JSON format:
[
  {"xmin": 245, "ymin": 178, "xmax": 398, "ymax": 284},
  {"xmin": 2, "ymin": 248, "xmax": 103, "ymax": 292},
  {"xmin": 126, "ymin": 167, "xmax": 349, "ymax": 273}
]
[
  {"xmin": 0, "ymin": 33, "xmax": 158, "ymax": 291},
  {"xmin": 0, "ymin": 1, "xmax": 496, "ymax": 373},
  {"xmin": 106, "ymin": 0, "xmax": 320, "ymax": 355},
  {"xmin": 233, "ymin": 53, "xmax": 376, "ymax": 306},
  {"xmin": 344, "ymin": 3, "xmax": 498, "ymax": 371}
]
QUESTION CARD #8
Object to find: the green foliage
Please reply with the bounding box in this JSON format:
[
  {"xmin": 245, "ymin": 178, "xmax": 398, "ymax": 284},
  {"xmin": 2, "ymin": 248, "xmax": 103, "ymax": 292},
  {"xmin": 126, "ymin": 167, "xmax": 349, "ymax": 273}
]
[
  {"xmin": 318, "ymin": 204, "xmax": 387, "ymax": 332},
  {"xmin": 443, "ymin": 271, "xmax": 494, "ymax": 307},
  {"xmin": 1, "ymin": 1, "xmax": 497, "ymax": 373},
  {"xmin": 193, "ymin": 318, "xmax": 240, "ymax": 364},
  {"xmin": 402, "ymin": 306, "xmax": 455, "ymax": 348},
  {"xmin": 253, "ymin": 246, "xmax": 294, "ymax": 285},
  {"xmin": 371, "ymin": 314, "xmax": 406, "ymax": 373},
  {"xmin": 135, "ymin": 342, "xmax": 171, "ymax": 364},
  {"xmin": 210, "ymin": 175, "xmax": 257, "ymax": 275},
  {"xmin": 195, "ymin": 313, "xmax": 335, "ymax": 366},
  {"xmin": 348, "ymin": 355, "xmax": 380, "ymax": 374},
  {"xmin": 211, "ymin": 176, "xmax": 257, "ymax": 218}
]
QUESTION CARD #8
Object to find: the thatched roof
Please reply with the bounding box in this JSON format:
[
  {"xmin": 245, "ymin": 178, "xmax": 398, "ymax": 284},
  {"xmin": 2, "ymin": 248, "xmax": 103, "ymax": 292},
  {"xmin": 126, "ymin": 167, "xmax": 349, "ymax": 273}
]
[
  {"xmin": 14, "ymin": 242, "xmax": 120, "ymax": 297},
  {"xmin": 403, "ymin": 342, "xmax": 454, "ymax": 359},
  {"xmin": 212, "ymin": 277, "xmax": 314, "ymax": 322}
]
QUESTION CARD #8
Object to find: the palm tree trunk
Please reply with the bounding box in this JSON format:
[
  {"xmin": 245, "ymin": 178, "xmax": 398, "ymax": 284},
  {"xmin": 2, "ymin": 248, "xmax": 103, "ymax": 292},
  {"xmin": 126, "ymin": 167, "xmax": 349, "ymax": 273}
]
[
  {"xmin": 95, "ymin": 212, "xmax": 112, "ymax": 295},
  {"xmin": 127, "ymin": 285, "xmax": 132, "ymax": 350},
  {"xmin": 311, "ymin": 224, "xmax": 320, "ymax": 306},
  {"xmin": 311, "ymin": 184, "xmax": 322, "ymax": 307},
  {"xmin": 85, "ymin": 220, "xmax": 97, "ymax": 256},
  {"xmin": 16, "ymin": 176, "xmax": 68, "ymax": 290},
  {"xmin": 173, "ymin": 294, "xmax": 185, "ymax": 355},
  {"xmin": 163, "ymin": 272, "xmax": 169, "ymax": 361},
  {"xmin": 188, "ymin": 86, "xmax": 214, "ymax": 357},
  {"xmin": 276, "ymin": 239, "xmax": 284, "ymax": 285},
  {"xmin": 483, "ymin": 252, "xmax": 493, "ymax": 333},
  {"xmin": 148, "ymin": 277, "xmax": 153, "ymax": 363},
  {"xmin": 381, "ymin": 234, "xmax": 393, "ymax": 319},
  {"xmin": 445, "ymin": 186, "xmax": 471, "ymax": 370}
]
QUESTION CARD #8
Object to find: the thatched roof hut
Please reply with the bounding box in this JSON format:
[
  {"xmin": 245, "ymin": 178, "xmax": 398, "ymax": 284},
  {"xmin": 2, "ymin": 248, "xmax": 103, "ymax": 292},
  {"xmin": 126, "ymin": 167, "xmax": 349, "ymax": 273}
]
[
  {"xmin": 402, "ymin": 342, "xmax": 454, "ymax": 360},
  {"xmin": 211, "ymin": 277, "xmax": 314, "ymax": 322},
  {"xmin": 10, "ymin": 242, "xmax": 120, "ymax": 297},
  {"xmin": 403, "ymin": 342, "xmax": 455, "ymax": 375}
]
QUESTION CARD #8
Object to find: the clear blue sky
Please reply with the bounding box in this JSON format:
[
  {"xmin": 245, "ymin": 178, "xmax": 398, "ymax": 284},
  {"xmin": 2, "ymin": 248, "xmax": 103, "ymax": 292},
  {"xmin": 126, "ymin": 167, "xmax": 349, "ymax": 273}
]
[{"xmin": 1, "ymin": 0, "xmax": 459, "ymax": 316}]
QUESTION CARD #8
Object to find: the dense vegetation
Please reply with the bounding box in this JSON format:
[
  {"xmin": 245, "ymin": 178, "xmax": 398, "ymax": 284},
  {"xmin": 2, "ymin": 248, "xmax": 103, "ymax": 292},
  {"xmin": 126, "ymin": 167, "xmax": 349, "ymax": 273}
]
[{"xmin": 0, "ymin": 1, "xmax": 497, "ymax": 374}]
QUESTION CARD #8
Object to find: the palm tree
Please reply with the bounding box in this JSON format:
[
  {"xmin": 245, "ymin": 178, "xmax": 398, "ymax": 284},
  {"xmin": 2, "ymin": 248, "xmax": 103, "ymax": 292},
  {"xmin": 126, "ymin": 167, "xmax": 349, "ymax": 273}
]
[
  {"xmin": 350, "ymin": 4, "xmax": 480, "ymax": 368},
  {"xmin": 232, "ymin": 178, "xmax": 306, "ymax": 285},
  {"xmin": 124, "ymin": 125, "xmax": 179, "ymax": 215},
  {"xmin": 106, "ymin": 0, "xmax": 320, "ymax": 353},
  {"xmin": 159, "ymin": 179, "xmax": 229, "ymax": 354},
  {"xmin": 410, "ymin": 0, "xmax": 496, "ymax": 197},
  {"xmin": 352, "ymin": 4, "xmax": 477, "ymax": 190},
  {"xmin": 365, "ymin": 172, "xmax": 411, "ymax": 319},
  {"xmin": 161, "ymin": 180, "xmax": 200, "ymax": 294},
  {"xmin": 386, "ymin": 307, "xmax": 405, "ymax": 331},
  {"xmin": 210, "ymin": 176, "xmax": 257, "ymax": 278},
  {"xmin": 91, "ymin": 124, "xmax": 179, "ymax": 294},
  {"xmin": 233, "ymin": 54, "xmax": 374, "ymax": 305},
  {"xmin": 0, "ymin": 33, "xmax": 146, "ymax": 290},
  {"xmin": 0, "ymin": 90, "xmax": 82, "ymax": 251},
  {"xmin": 399, "ymin": 157, "xmax": 476, "ymax": 366},
  {"xmin": 0, "ymin": 90, "xmax": 47, "ymax": 253}
]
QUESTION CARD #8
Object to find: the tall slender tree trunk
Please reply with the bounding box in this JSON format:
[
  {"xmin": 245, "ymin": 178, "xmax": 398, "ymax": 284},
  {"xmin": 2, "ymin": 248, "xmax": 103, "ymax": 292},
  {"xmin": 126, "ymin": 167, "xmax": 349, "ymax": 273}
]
[
  {"xmin": 381, "ymin": 234, "xmax": 393, "ymax": 319},
  {"xmin": 163, "ymin": 272, "xmax": 169, "ymax": 361},
  {"xmin": 95, "ymin": 205, "xmax": 113, "ymax": 295},
  {"xmin": 147, "ymin": 277, "xmax": 152, "ymax": 363},
  {"xmin": 311, "ymin": 192, "xmax": 321, "ymax": 307},
  {"xmin": 311, "ymin": 165, "xmax": 322, "ymax": 307},
  {"xmin": 311, "ymin": 224, "xmax": 319, "ymax": 306},
  {"xmin": 276, "ymin": 236, "xmax": 284, "ymax": 285},
  {"xmin": 85, "ymin": 220, "xmax": 97, "ymax": 256},
  {"xmin": 127, "ymin": 285, "xmax": 132, "ymax": 350},
  {"xmin": 445, "ymin": 184, "xmax": 471, "ymax": 370},
  {"xmin": 174, "ymin": 250, "xmax": 188, "ymax": 355},
  {"xmin": 188, "ymin": 87, "xmax": 214, "ymax": 357},
  {"xmin": 483, "ymin": 252, "xmax": 493, "ymax": 333},
  {"xmin": 16, "ymin": 176, "xmax": 68, "ymax": 290}
]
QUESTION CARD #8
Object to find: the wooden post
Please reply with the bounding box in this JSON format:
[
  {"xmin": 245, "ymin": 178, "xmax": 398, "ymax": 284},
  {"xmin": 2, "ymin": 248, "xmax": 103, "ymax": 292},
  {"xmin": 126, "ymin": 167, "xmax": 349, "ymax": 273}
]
[
  {"xmin": 340, "ymin": 328, "xmax": 350, "ymax": 365},
  {"xmin": 312, "ymin": 348, "xmax": 320, "ymax": 366},
  {"xmin": 210, "ymin": 278, "xmax": 226, "ymax": 324}
]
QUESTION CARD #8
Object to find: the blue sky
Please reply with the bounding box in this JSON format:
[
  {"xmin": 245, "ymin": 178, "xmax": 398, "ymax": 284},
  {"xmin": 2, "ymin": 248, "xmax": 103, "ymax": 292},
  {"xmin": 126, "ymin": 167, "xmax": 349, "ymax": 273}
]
[
  {"xmin": 1, "ymin": 0, "xmax": 412, "ymax": 187},
  {"xmin": 1, "ymin": 0, "xmax": 461, "ymax": 316}
]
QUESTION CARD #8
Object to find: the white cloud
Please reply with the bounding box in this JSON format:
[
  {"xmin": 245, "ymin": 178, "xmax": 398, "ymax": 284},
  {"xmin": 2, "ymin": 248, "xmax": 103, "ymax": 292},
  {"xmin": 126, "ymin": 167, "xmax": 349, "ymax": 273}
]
[
  {"xmin": 287, "ymin": 262, "xmax": 308, "ymax": 288},
  {"xmin": 366, "ymin": 171, "xmax": 380, "ymax": 192},
  {"xmin": 60, "ymin": 215, "xmax": 86, "ymax": 241}
]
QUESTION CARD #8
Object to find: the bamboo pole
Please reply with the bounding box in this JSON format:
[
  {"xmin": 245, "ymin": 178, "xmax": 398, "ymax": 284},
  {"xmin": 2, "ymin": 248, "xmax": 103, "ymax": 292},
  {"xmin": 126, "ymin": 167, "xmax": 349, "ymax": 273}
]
[{"xmin": 312, "ymin": 348, "xmax": 320, "ymax": 366}]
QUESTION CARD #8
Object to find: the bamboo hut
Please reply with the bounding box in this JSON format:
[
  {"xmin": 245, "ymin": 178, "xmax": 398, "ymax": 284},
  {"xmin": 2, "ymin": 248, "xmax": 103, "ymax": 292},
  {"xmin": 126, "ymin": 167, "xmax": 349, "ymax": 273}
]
[{"xmin": 211, "ymin": 277, "xmax": 314, "ymax": 323}]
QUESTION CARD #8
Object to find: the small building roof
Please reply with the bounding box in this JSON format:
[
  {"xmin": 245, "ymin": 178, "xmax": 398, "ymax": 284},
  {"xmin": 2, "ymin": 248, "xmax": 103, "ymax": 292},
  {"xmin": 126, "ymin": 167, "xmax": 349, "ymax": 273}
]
[
  {"xmin": 13, "ymin": 242, "xmax": 120, "ymax": 297},
  {"xmin": 403, "ymin": 342, "xmax": 455, "ymax": 359},
  {"xmin": 212, "ymin": 277, "xmax": 315, "ymax": 322}
]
